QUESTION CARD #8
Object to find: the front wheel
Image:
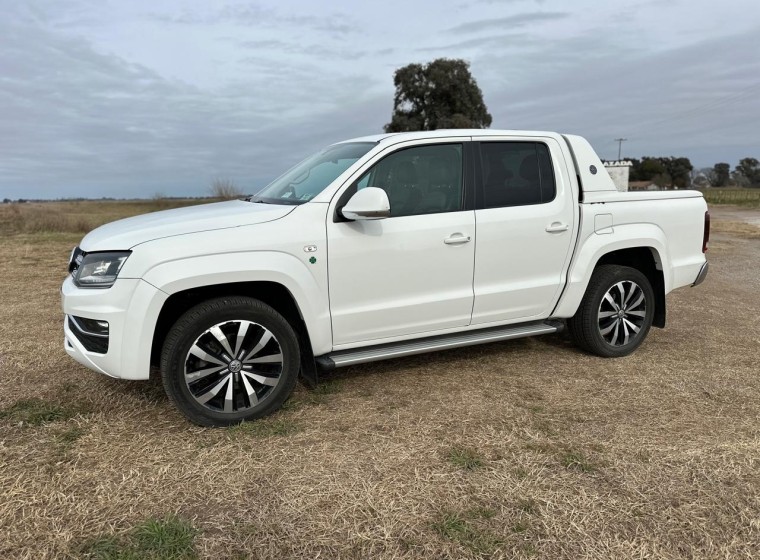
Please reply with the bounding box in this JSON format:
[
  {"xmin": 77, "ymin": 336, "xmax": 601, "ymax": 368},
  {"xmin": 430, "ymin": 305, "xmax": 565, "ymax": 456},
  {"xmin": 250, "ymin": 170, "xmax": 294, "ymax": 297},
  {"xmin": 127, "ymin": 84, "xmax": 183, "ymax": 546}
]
[
  {"xmin": 568, "ymin": 265, "xmax": 655, "ymax": 358},
  {"xmin": 160, "ymin": 296, "xmax": 300, "ymax": 427}
]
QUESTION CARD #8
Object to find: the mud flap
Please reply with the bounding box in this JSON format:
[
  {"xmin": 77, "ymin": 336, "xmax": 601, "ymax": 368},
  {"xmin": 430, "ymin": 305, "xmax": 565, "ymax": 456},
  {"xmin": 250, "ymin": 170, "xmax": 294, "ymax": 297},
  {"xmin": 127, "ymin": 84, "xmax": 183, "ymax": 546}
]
[{"xmin": 297, "ymin": 331, "xmax": 318, "ymax": 389}]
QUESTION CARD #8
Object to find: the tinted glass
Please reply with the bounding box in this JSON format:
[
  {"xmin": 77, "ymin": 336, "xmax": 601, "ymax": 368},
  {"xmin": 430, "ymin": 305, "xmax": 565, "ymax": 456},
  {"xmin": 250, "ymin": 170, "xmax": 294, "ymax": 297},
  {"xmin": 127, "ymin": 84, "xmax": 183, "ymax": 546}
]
[
  {"xmin": 356, "ymin": 144, "xmax": 463, "ymax": 217},
  {"xmin": 480, "ymin": 142, "xmax": 556, "ymax": 208},
  {"xmin": 253, "ymin": 142, "xmax": 374, "ymax": 205}
]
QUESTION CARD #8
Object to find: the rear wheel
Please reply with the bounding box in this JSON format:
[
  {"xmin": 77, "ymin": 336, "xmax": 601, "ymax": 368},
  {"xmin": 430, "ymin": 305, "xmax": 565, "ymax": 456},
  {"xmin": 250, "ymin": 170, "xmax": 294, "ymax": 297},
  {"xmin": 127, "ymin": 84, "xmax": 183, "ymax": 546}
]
[
  {"xmin": 568, "ymin": 265, "xmax": 655, "ymax": 357},
  {"xmin": 160, "ymin": 297, "xmax": 299, "ymax": 426}
]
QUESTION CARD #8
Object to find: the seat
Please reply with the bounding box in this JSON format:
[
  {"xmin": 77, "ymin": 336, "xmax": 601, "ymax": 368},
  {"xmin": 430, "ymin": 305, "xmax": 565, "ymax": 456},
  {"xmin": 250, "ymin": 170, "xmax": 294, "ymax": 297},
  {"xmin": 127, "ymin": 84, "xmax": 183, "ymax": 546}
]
[
  {"xmin": 483, "ymin": 154, "xmax": 514, "ymax": 207},
  {"xmin": 424, "ymin": 154, "xmax": 460, "ymax": 212},
  {"xmin": 511, "ymin": 154, "xmax": 542, "ymax": 205},
  {"xmin": 387, "ymin": 161, "xmax": 418, "ymax": 216}
]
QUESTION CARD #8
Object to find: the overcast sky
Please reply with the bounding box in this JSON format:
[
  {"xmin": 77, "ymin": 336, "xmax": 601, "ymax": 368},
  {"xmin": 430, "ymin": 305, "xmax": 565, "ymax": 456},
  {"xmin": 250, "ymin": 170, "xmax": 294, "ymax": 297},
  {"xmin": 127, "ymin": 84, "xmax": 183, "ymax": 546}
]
[{"xmin": 1, "ymin": 0, "xmax": 759, "ymax": 199}]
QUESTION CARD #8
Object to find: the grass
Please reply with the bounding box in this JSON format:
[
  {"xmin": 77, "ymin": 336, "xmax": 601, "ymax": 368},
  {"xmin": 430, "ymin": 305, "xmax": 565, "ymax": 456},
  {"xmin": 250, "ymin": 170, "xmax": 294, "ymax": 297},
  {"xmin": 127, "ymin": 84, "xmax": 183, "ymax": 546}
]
[
  {"xmin": 466, "ymin": 506, "xmax": 497, "ymax": 519},
  {"xmin": 560, "ymin": 450, "xmax": 597, "ymax": 473},
  {"xmin": 83, "ymin": 515, "xmax": 197, "ymax": 560},
  {"xmin": 446, "ymin": 445, "xmax": 485, "ymax": 470},
  {"xmin": 56, "ymin": 426, "xmax": 86, "ymax": 445},
  {"xmin": 0, "ymin": 398, "xmax": 84, "ymax": 426},
  {"xmin": 227, "ymin": 417, "xmax": 299, "ymax": 438},
  {"xmin": 0, "ymin": 202, "xmax": 759, "ymax": 558},
  {"xmin": 431, "ymin": 511, "xmax": 503, "ymax": 555},
  {"xmin": 699, "ymin": 187, "xmax": 760, "ymax": 207},
  {"xmin": 312, "ymin": 378, "xmax": 344, "ymax": 396},
  {"xmin": 516, "ymin": 498, "xmax": 537, "ymax": 514},
  {"xmin": 282, "ymin": 378, "xmax": 345, "ymax": 408},
  {"xmin": 0, "ymin": 198, "xmax": 219, "ymax": 235}
]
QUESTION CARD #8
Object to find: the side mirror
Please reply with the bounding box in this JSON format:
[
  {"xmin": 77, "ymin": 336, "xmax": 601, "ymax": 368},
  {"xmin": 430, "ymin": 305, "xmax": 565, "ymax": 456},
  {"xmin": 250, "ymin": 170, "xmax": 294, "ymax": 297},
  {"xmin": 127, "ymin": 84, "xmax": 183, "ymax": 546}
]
[{"xmin": 341, "ymin": 187, "xmax": 390, "ymax": 220}]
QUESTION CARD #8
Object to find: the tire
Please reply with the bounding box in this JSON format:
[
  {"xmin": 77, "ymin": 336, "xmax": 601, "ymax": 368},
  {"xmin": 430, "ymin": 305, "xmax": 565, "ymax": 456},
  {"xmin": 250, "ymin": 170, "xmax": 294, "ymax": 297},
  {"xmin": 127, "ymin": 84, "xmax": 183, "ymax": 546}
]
[
  {"xmin": 160, "ymin": 296, "xmax": 300, "ymax": 427},
  {"xmin": 568, "ymin": 265, "xmax": 655, "ymax": 358}
]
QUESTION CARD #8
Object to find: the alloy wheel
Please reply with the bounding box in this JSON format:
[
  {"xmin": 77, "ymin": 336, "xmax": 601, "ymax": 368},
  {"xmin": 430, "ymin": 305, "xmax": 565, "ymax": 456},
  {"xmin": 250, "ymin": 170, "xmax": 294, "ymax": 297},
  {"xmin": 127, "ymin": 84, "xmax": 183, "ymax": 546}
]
[
  {"xmin": 183, "ymin": 320, "xmax": 283, "ymax": 413},
  {"xmin": 597, "ymin": 281, "xmax": 647, "ymax": 346}
]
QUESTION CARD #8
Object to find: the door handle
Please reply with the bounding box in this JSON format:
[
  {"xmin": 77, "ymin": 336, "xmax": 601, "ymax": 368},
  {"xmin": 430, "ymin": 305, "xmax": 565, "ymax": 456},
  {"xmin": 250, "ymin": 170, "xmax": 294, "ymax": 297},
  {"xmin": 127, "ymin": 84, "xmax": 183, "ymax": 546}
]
[
  {"xmin": 444, "ymin": 234, "xmax": 471, "ymax": 245},
  {"xmin": 545, "ymin": 222, "xmax": 569, "ymax": 233}
]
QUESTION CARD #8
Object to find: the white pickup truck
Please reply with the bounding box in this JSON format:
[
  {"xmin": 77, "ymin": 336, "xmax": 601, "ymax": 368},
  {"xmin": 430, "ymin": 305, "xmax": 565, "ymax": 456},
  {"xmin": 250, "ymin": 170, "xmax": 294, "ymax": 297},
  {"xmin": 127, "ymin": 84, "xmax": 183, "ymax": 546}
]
[{"xmin": 62, "ymin": 130, "xmax": 710, "ymax": 426}]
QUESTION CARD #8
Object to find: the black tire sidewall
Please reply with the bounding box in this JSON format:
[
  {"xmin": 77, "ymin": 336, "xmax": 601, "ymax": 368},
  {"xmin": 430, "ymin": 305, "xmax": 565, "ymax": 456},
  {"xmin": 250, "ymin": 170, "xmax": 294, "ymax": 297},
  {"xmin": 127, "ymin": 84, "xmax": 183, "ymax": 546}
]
[
  {"xmin": 161, "ymin": 297, "xmax": 299, "ymax": 426},
  {"xmin": 577, "ymin": 266, "xmax": 655, "ymax": 358}
]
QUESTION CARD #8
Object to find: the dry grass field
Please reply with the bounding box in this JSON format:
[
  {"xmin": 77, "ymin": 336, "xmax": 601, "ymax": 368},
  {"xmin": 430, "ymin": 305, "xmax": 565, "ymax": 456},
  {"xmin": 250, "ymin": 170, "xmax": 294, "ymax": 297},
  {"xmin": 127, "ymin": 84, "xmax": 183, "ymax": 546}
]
[
  {"xmin": 1, "ymin": 200, "xmax": 759, "ymax": 559},
  {"xmin": 699, "ymin": 188, "xmax": 760, "ymax": 209}
]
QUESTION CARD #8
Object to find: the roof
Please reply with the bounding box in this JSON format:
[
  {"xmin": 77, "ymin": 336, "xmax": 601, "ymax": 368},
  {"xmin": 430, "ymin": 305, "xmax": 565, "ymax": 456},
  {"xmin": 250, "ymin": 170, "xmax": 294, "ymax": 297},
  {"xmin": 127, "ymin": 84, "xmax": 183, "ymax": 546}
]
[{"xmin": 338, "ymin": 129, "xmax": 561, "ymax": 144}]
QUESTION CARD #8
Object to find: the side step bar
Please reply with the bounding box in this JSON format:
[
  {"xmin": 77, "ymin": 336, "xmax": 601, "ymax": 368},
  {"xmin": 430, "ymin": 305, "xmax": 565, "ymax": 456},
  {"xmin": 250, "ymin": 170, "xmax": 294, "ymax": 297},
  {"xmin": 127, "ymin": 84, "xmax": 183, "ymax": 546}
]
[{"xmin": 316, "ymin": 320, "xmax": 563, "ymax": 370}]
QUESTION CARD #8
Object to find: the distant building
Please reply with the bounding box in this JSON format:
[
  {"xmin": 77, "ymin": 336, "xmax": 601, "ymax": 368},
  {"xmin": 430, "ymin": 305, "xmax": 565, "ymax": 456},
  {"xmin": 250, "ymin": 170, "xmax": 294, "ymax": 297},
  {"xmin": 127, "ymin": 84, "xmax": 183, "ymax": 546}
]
[{"xmin": 603, "ymin": 160, "xmax": 633, "ymax": 192}]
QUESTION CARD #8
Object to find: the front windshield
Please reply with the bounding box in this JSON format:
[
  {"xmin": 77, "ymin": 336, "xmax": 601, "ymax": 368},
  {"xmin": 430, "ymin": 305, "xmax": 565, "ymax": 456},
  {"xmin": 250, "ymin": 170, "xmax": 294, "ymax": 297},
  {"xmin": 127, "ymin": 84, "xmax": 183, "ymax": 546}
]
[{"xmin": 251, "ymin": 142, "xmax": 375, "ymax": 205}]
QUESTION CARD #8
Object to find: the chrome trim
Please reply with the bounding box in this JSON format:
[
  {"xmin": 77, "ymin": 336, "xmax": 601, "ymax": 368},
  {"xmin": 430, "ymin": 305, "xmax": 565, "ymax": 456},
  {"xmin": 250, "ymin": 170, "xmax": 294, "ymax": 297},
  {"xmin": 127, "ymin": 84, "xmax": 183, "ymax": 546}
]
[
  {"xmin": 692, "ymin": 261, "xmax": 709, "ymax": 287},
  {"xmin": 444, "ymin": 235, "xmax": 471, "ymax": 245},
  {"xmin": 343, "ymin": 208, "xmax": 390, "ymax": 220},
  {"xmin": 321, "ymin": 321, "xmax": 561, "ymax": 368},
  {"xmin": 68, "ymin": 315, "xmax": 109, "ymax": 338}
]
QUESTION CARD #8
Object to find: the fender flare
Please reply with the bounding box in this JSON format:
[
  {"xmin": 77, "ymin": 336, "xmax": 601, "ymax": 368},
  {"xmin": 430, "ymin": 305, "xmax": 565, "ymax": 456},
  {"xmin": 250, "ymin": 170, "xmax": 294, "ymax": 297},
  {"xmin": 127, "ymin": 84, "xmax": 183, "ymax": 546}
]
[
  {"xmin": 552, "ymin": 223, "xmax": 670, "ymax": 318},
  {"xmin": 142, "ymin": 251, "xmax": 333, "ymax": 357}
]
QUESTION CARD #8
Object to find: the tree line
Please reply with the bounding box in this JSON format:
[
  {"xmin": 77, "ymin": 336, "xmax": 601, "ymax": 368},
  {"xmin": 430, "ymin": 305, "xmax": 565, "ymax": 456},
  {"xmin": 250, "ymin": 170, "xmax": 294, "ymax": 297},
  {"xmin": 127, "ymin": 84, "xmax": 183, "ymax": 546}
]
[
  {"xmin": 626, "ymin": 157, "xmax": 694, "ymax": 189},
  {"xmin": 697, "ymin": 158, "xmax": 760, "ymax": 188}
]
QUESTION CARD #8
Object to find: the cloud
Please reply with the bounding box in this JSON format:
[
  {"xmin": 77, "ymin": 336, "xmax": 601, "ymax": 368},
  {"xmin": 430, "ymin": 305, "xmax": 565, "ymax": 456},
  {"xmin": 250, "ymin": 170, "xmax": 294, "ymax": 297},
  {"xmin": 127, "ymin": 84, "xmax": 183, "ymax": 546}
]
[
  {"xmin": 236, "ymin": 39, "xmax": 394, "ymax": 60},
  {"xmin": 484, "ymin": 27, "xmax": 760, "ymax": 164},
  {"xmin": 0, "ymin": 18, "xmax": 386, "ymax": 199},
  {"xmin": 446, "ymin": 12, "xmax": 569, "ymax": 34},
  {"xmin": 1, "ymin": 0, "xmax": 759, "ymax": 198},
  {"xmin": 149, "ymin": 4, "xmax": 356, "ymax": 36},
  {"xmin": 418, "ymin": 33, "xmax": 530, "ymax": 52}
]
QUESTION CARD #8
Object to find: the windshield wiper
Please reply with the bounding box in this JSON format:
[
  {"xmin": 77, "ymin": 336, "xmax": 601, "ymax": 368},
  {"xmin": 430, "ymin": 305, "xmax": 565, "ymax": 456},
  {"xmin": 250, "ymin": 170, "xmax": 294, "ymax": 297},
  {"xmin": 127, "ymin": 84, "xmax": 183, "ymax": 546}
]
[{"xmin": 246, "ymin": 196, "xmax": 270, "ymax": 204}]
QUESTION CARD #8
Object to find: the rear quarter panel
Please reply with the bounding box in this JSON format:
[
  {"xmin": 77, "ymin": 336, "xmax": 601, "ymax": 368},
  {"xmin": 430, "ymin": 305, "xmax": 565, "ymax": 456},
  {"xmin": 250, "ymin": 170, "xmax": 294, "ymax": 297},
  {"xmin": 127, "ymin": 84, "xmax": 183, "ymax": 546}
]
[{"xmin": 552, "ymin": 192, "xmax": 707, "ymax": 318}]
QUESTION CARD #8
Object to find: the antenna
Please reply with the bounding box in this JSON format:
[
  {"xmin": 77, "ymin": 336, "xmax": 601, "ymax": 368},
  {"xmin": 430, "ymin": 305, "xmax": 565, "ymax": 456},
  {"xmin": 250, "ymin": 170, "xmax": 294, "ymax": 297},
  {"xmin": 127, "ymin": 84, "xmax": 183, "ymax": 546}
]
[{"xmin": 613, "ymin": 138, "xmax": 628, "ymax": 160}]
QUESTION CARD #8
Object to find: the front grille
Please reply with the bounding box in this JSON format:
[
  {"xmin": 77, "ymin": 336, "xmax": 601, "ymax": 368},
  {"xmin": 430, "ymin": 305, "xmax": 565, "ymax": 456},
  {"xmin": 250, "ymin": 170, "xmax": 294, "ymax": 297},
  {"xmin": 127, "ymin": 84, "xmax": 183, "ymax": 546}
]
[{"xmin": 68, "ymin": 315, "xmax": 109, "ymax": 354}]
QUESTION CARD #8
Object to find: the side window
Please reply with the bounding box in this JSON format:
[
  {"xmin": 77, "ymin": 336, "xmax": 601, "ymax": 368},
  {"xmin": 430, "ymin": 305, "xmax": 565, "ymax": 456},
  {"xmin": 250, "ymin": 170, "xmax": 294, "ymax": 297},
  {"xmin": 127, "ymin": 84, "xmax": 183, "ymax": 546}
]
[
  {"xmin": 355, "ymin": 144, "xmax": 463, "ymax": 217},
  {"xmin": 480, "ymin": 142, "xmax": 556, "ymax": 208}
]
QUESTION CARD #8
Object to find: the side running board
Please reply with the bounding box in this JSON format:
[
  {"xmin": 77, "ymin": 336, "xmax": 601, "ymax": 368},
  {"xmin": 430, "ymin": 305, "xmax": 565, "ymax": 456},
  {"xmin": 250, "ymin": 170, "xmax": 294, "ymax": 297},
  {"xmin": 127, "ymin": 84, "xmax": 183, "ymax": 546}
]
[{"xmin": 316, "ymin": 320, "xmax": 563, "ymax": 370}]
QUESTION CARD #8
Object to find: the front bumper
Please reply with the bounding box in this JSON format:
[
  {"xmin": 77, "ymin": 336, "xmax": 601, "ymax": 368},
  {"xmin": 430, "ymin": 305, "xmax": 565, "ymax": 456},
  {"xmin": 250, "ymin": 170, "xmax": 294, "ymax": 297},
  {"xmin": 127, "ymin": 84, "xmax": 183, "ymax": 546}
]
[
  {"xmin": 61, "ymin": 276, "xmax": 168, "ymax": 380},
  {"xmin": 691, "ymin": 261, "xmax": 709, "ymax": 287}
]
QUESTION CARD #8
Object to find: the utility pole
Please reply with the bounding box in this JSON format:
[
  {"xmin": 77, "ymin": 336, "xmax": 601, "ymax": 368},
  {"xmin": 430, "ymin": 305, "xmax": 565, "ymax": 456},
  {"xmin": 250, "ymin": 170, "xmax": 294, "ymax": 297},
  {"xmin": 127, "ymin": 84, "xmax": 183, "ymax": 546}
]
[{"xmin": 614, "ymin": 138, "xmax": 628, "ymax": 160}]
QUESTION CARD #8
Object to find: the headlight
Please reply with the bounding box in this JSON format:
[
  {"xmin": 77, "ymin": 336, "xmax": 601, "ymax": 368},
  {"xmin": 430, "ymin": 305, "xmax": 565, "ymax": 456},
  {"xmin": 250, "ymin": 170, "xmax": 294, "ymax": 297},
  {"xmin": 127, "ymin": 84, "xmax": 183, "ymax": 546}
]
[{"xmin": 73, "ymin": 251, "xmax": 131, "ymax": 288}]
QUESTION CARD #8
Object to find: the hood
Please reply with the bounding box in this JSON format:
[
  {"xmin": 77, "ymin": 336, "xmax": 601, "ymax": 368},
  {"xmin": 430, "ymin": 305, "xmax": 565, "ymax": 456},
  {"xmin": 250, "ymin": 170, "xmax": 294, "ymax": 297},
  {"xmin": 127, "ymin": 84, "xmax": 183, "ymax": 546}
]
[{"xmin": 80, "ymin": 200, "xmax": 295, "ymax": 251}]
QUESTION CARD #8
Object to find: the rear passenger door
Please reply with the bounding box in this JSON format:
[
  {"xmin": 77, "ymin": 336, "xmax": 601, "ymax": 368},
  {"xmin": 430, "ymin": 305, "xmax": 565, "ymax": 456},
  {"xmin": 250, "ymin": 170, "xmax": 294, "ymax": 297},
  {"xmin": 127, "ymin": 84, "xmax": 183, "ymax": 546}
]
[{"xmin": 472, "ymin": 137, "xmax": 577, "ymax": 324}]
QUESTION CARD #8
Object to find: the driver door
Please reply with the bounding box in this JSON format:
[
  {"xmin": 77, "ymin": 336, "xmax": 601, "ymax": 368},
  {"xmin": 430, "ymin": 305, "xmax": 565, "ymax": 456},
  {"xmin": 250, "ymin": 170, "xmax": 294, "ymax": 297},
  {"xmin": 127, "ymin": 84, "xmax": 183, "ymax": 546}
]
[{"xmin": 326, "ymin": 141, "xmax": 476, "ymax": 347}]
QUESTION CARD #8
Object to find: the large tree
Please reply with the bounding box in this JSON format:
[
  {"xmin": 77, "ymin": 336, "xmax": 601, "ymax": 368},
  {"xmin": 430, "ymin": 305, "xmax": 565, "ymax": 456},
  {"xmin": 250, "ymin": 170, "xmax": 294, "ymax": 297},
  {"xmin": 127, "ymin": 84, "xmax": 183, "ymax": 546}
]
[
  {"xmin": 710, "ymin": 163, "xmax": 730, "ymax": 187},
  {"xmin": 735, "ymin": 157, "xmax": 760, "ymax": 187},
  {"xmin": 629, "ymin": 156, "xmax": 692, "ymax": 188},
  {"xmin": 660, "ymin": 157, "xmax": 693, "ymax": 189},
  {"xmin": 630, "ymin": 157, "xmax": 666, "ymax": 182},
  {"xmin": 384, "ymin": 58, "xmax": 492, "ymax": 132}
]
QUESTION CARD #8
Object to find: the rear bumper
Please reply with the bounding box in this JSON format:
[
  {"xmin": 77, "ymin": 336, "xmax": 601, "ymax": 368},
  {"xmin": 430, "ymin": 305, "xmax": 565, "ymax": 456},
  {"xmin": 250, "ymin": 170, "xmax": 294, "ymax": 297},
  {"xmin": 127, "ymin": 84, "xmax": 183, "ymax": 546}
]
[{"xmin": 692, "ymin": 261, "xmax": 709, "ymax": 287}]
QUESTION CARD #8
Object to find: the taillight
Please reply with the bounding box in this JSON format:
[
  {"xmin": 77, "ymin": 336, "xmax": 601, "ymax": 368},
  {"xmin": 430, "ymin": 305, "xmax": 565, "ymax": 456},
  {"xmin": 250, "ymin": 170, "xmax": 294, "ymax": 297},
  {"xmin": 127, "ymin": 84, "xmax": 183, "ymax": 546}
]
[{"xmin": 702, "ymin": 211, "xmax": 710, "ymax": 253}]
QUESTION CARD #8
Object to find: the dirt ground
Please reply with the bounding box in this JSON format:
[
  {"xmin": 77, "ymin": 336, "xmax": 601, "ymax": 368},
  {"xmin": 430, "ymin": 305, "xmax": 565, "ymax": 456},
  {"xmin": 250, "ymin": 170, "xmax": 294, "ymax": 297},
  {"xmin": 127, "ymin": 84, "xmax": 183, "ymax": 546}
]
[{"xmin": 0, "ymin": 205, "xmax": 758, "ymax": 559}]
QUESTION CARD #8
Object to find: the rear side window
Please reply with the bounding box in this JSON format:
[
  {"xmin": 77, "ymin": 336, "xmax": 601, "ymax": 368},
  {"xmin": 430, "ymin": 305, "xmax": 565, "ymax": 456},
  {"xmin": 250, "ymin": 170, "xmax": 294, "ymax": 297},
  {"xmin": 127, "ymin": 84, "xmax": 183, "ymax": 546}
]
[{"xmin": 479, "ymin": 142, "xmax": 556, "ymax": 208}]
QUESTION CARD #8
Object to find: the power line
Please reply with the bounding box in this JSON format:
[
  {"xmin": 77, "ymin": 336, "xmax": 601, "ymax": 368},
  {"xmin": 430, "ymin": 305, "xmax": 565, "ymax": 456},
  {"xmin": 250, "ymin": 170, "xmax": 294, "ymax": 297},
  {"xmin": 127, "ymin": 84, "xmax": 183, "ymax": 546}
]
[{"xmin": 626, "ymin": 81, "xmax": 760, "ymax": 138}]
